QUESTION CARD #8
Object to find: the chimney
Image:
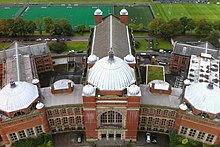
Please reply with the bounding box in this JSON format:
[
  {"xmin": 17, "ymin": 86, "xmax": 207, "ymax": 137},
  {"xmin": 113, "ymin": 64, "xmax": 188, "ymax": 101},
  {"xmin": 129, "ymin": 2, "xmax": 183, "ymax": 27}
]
[
  {"xmin": 120, "ymin": 8, "xmax": 128, "ymax": 24},
  {"xmin": 94, "ymin": 9, "xmax": 102, "ymax": 25}
]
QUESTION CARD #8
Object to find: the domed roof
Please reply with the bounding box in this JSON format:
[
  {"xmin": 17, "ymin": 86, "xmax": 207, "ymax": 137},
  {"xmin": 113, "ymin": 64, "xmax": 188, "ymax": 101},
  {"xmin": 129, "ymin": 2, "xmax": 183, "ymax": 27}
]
[
  {"xmin": 0, "ymin": 81, "xmax": 39, "ymax": 112},
  {"xmin": 88, "ymin": 56, "xmax": 135, "ymax": 91},
  {"xmin": 179, "ymin": 103, "xmax": 187, "ymax": 111},
  {"xmin": 125, "ymin": 54, "xmax": 135, "ymax": 62},
  {"xmin": 36, "ymin": 101, "xmax": 44, "ymax": 109},
  {"xmin": 88, "ymin": 54, "xmax": 98, "ymax": 63},
  {"xmin": 127, "ymin": 85, "xmax": 140, "ymax": 96},
  {"xmin": 32, "ymin": 78, "xmax": 39, "ymax": 85},
  {"xmin": 94, "ymin": 9, "xmax": 103, "ymax": 15},
  {"xmin": 185, "ymin": 83, "xmax": 220, "ymax": 114},
  {"xmin": 83, "ymin": 85, "xmax": 96, "ymax": 96},
  {"xmin": 120, "ymin": 8, "xmax": 128, "ymax": 15}
]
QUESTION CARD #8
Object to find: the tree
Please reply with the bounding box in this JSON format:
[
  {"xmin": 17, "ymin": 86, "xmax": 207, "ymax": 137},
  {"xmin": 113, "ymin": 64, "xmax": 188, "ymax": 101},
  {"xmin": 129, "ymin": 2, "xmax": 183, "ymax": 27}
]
[
  {"xmin": 148, "ymin": 18, "xmax": 166, "ymax": 36},
  {"xmin": 13, "ymin": 17, "xmax": 25, "ymax": 36},
  {"xmin": 158, "ymin": 23, "xmax": 174, "ymax": 40},
  {"xmin": 48, "ymin": 41, "xmax": 67, "ymax": 53},
  {"xmin": 180, "ymin": 17, "xmax": 196, "ymax": 34},
  {"xmin": 35, "ymin": 18, "xmax": 43, "ymax": 35},
  {"xmin": 213, "ymin": 20, "xmax": 220, "ymax": 31},
  {"xmin": 0, "ymin": 19, "xmax": 7, "ymax": 35},
  {"xmin": 195, "ymin": 19, "xmax": 213, "ymax": 36},
  {"xmin": 60, "ymin": 18, "xmax": 72, "ymax": 36},
  {"xmin": 207, "ymin": 30, "xmax": 220, "ymax": 48},
  {"xmin": 5, "ymin": 18, "xmax": 15, "ymax": 36},
  {"xmin": 24, "ymin": 20, "xmax": 36, "ymax": 35},
  {"xmin": 168, "ymin": 18, "xmax": 183, "ymax": 35},
  {"xmin": 44, "ymin": 16, "xmax": 54, "ymax": 34},
  {"xmin": 75, "ymin": 24, "xmax": 86, "ymax": 35},
  {"xmin": 54, "ymin": 18, "xmax": 63, "ymax": 35}
]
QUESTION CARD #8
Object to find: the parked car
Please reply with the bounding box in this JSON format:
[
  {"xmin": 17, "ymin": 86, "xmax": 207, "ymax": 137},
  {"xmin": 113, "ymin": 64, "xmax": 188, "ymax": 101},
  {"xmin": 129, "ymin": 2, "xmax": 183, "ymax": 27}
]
[
  {"xmin": 146, "ymin": 132, "xmax": 151, "ymax": 143},
  {"xmin": 151, "ymin": 133, "xmax": 157, "ymax": 144},
  {"xmin": 76, "ymin": 50, "xmax": 83, "ymax": 53},
  {"xmin": 77, "ymin": 134, "xmax": 82, "ymax": 143}
]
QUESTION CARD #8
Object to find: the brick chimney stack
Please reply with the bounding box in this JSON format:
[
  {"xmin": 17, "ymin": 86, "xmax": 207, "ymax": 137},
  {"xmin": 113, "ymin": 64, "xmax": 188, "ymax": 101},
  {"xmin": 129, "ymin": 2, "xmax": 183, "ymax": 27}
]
[
  {"xmin": 120, "ymin": 8, "xmax": 128, "ymax": 25},
  {"xmin": 94, "ymin": 9, "xmax": 103, "ymax": 25}
]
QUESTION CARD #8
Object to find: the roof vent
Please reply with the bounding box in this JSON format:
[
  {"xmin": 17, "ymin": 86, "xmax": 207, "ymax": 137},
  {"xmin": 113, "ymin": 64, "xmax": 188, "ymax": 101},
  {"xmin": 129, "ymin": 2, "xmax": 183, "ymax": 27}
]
[
  {"xmin": 207, "ymin": 82, "xmax": 214, "ymax": 90},
  {"xmin": 10, "ymin": 81, "xmax": 16, "ymax": 88}
]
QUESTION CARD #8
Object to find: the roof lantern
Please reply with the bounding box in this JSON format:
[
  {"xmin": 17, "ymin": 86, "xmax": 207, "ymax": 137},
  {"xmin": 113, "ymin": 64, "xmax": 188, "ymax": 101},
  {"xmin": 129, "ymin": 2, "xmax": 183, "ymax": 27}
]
[
  {"xmin": 125, "ymin": 54, "xmax": 135, "ymax": 62},
  {"xmin": 184, "ymin": 79, "xmax": 190, "ymax": 85},
  {"xmin": 32, "ymin": 78, "xmax": 39, "ymax": 85},
  {"xmin": 94, "ymin": 9, "xmax": 103, "ymax": 15},
  {"xmin": 88, "ymin": 54, "xmax": 98, "ymax": 63},
  {"xmin": 120, "ymin": 8, "xmax": 128, "ymax": 15},
  {"xmin": 36, "ymin": 101, "xmax": 44, "ymax": 109},
  {"xmin": 83, "ymin": 85, "xmax": 95, "ymax": 96},
  {"xmin": 179, "ymin": 102, "xmax": 188, "ymax": 111},
  {"xmin": 127, "ymin": 85, "xmax": 140, "ymax": 95}
]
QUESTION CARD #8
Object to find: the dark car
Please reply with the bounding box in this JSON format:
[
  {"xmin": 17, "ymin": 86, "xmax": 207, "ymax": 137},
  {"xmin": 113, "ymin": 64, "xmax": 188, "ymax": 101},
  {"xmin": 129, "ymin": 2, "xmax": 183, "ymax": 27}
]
[
  {"xmin": 151, "ymin": 133, "xmax": 157, "ymax": 144},
  {"xmin": 77, "ymin": 50, "xmax": 83, "ymax": 53},
  {"xmin": 77, "ymin": 134, "xmax": 82, "ymax": 143}
]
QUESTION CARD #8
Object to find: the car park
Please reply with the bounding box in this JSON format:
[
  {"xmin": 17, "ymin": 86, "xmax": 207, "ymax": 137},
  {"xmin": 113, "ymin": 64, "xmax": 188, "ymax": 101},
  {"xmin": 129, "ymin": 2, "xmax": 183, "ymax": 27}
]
[{"xmin": 146, "ymin": 133, "xmax": 151, "ymax": 143}]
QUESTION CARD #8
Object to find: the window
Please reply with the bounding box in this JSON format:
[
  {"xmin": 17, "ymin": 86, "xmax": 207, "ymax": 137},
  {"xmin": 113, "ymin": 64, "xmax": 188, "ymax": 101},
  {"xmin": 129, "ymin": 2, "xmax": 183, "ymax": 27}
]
[
  {"xmin": 180, "ymin": 126, "xmax": 188, "ymax": 135},
  {"xmin": 18, "ymin": 130, "xmax": 26, "ymax": 139},
  {"xmin": 206, "ymin": 134, "xmax": 214, "ymax": 143},
  {"xmin": 170, "ymin": 111, "xmax": 176, "ymax": 117},
  {"xmin": 54, "ymin": 109, "xmax": 59, "ymax": 116},
  {"xmin": 69, "ymin": 117, "xmax": 75, "ymax": 125},
  {"xmin": 142, "ymin": 108, "xmax": 147, "ymax": 114},
  {"xmin": 49, "ymin": 119, "xmax": 55, "ymax": 126},
  {"xmin": 27, "ymin": 128, "xmax": 35, "ymax": 136},
  {"xmin": 163, "ymin": 110, "xmax": 168, "ymax": 116},
  {"xmin": 56, "ymin": 118, "xmax": 62, "ymax": 126},
  {"xmin": 9, "ymin": 133, "xmax": 18, "ymax": 142},
  {"xmin": 35, "ymin": 126, "xmax": 43, "ymax": 134},
  {"xmin": 47, "ymin": 110, "xmax": 53, "ymax": 117},
  {"xmin": 197, "ymin": 131, "xmax": 205, "ymax": 140},
  {"xmin": 168, "ymin": 120, "xmax": 174, "ymax": 127},
  {"xmin": 147, "ymin": 117, "xmax": 153, "ymax": 125},
  {"xmin": 141, "ymin": 117, "xmax": 146, "ymax": 124},
  {"xmin": 60, "ymin": 109, "xmax": 66, "ymax": 115},
  {"xmin": 67, "ymin": 108, "xmax": 74, "ymax": 115},
  {"xmin": 188, "ymin": 129, "xmax": 196, "ymax": 137},
  {"xmin": 100, "ymin": 111, "xmax": 122, "ymax": 126},
  {"xmin": 149, "ymin": 109, "xmax": 154, "ymax": 115},
  {"xmin": 161, "ymin": 119, "xmax": 166, "ymax": 126},
  {"xmin": 76, "ymin": 116, "xmax": 82, "ymax": 124},
  {"xmin": 63, "ymin": 117, "xmax": 68, "ymax": 125},
  {"xmin": 156, "ymin": 109, "xmax": 161, "ymax": 115},
  {"xmin": 155, "ymin": 118, "xmax": 159, "ymax": 125},
  {"xmin": 75, "ymin": 108, "xmax": 80, "ymax": 114}
]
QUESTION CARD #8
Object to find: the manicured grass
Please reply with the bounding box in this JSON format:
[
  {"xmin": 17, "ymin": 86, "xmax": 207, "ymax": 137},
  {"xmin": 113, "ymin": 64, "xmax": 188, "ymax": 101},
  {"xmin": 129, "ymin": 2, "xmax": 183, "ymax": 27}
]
[
  {"xmin": 114, "ymin": 6, "xmax": 154, "ymax": 28},
  {"xmin": 151, "ymin": 3, "xmax": 220, "ymax": 22},
  {"xmin": 154, "ymin": 39, "xmax": 172, "ymax": 51},
  {"xmin": 22, "ymin": 6, "xmax": 112, "ymax": 28},
  {"xmin": 0, "ymin": 0, "xmax": 151, "ymax": 4},
  {"xmin": 135, "ymin": 39, "xmax": 148, "ymax": 51},
  {"xmin": 147, "ymin": 65, "xmax": 164, "ymax": 83},
  {"xmin": 66, "ymin": 41, "xmax": 88, "ymax": 51},
  {"xmin": 0, "ymin": 6, "xmax": 22, "ymax": 18},
  {"xmin": 133, "ymin": 32, "xmax": 148, "ymax": 37}
]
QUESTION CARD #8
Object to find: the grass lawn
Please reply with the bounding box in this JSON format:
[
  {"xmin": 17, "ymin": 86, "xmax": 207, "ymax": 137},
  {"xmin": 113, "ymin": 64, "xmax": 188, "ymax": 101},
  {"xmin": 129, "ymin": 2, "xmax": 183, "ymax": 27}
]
[
  {"xmin": 0, "ymin": 0, "xmax": 151, "ymax": 4},
  {"xmin": 66, "ymin": 41, "xmax": 88, "ymax": 51},
  {"xmin": 147, "ymin": 65, "xmax": 164, "ymax": 83},
  {"xmin": 0, "ymin": 6, "xmax": 22, "ymax": 18},
  {"xmin": 114, "ymin": 6, "xmax": 154, "ymax": 28},
  {"xmin": 151, "ymin": 3, "xmax": 220, "ymax": 22},
  {"xmin": 0, "ymin": 43, "xmax": 11, "ymax": 50},
  {"xmin": 135, "ymin": 39, "xmax": 148, "ymax": 51},
  {"xmin": 153, "ymin": 38, "xmax": 172, "ymax": 51}
]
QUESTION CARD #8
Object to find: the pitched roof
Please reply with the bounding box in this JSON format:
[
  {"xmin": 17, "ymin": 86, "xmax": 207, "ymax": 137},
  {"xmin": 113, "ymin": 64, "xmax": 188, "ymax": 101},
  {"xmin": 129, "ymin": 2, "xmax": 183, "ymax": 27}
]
[
  {"xmin": 173, "ymin": 42, "xmax": 219, "ymax": 58},
  {"xmin": 91, "ymin": 15, "xmax": 130, "ymax": 59}
]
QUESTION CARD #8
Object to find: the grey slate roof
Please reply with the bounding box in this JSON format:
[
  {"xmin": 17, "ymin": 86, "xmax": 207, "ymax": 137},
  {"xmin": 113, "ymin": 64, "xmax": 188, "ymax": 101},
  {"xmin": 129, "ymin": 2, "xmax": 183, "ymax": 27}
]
[
  {"xmin": 140, "ymin": 85, "xmax": 182, "ymax": 108},
  {"xmin": 92, "ymin": 15, "xmax": 130, "ymax": 59},
  {"xmin": 173, "ymin": 42, "xmax": 220, "ymax": 58}
]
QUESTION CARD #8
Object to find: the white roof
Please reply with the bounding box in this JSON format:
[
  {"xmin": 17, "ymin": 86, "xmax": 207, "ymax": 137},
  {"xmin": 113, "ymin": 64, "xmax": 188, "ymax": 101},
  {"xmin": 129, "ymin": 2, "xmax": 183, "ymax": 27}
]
[
  {"xmin": 82, "ymin": 85, "xmax": 96, "ymax": 96},
  {"xmin": 88, "ymin": 56, "xmax": 135, "ymax": 91},
  {"xmin": 185, "ymin": 83, "xmax": 220, "ymax": 114},
  {"xmin": 120, "ymin": 8, "xmax": 128, "ymax": 15},
  {"xmin": 53, "ymin": 79, "xmax": 74, "ymax": 90},
  {"xmin": 0, "ymin": 82, "xmax": 39, "ymax": 112},
  {"xmin": 149, "ymin": 80, "xmax": 169, "ymax": 90},
  {"xmin": 127, "ymin": 85, "xmax": 141, "ymax": 96},
  {"xmin": 36, "ymin": 102, "xmax": 44, "ymax": 109},
  {"xmin": 88, "ymin": 54, "xmax": 98, "ymax": 63},
  {"xmin": 94, "ymin": 9, "xmax": 102, "ymax": 15}
]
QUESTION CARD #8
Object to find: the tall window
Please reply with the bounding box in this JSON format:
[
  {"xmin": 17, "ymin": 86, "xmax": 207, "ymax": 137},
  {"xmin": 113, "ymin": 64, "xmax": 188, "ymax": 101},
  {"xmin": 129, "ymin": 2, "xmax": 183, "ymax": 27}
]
[
  {"xmin": 163, "ymin": 110, "xmax": 168, "ymax": 116},
  {"xmin": 60, "ymin": 109, "xmax": 66, "ymax": 115},
  {"xmin": 18, "ymin": 130, "xmax": 26, "ymax": 139},
  {"xmin": 168, "ymin": 120, "xmax": 174, "ymax": 127},
  {"xmin": 197, "ymin": 132, "xmax": 205, "ymax": 140},
  {"xmin": 63, "ymin": 117, "xmax": 68, "ymax": 125},
  {"xmin": 147, "ymin": 117, "xmax": 153, "ymax": 125},
  {"xmin": 69, "ymin": 117, "xmax": 75, "ymax": 125},
  {"xmin": 54, "ymin": 109, "xmax": 59, "ymax": 116},
  {"xmin": 49, "ymin": 119, "xmax": 55, "ymax": 126},
  {"xmin": 35, "ymin": 126, "xmax": 43, "ymax": 134},
  {"xmin": 56, "ymin": 118, "xmax": 62, "ymax": 126},
  {"xmin": 27, "ymin": 128, "xmax": 35, "ymax": 137},
  {"xmin": 67, "ymin": 108, "xmax": 74, "ymax": 115},
  {"xmin": 156, "ymin": 109, "xmax": 161, "ymax": 115},
  {"xmin": 100, "ymin": 111, "xmax": 123, "ymax": 126},
  {"xmin": 149, "ymin": 109, "xmax": 154, "ymax": 115},
  {"xmin": 9, "ymin": 133, "xmax": 18, "ymax": 142},
  {"xmin": 188, "ymin": 129, "xmax": 196, "ymax": 137},
  {"xmin": 170, "ymin": 111, "xmax": 176, "ymax": 117},
  {"xmin": 76, "ymin": 116, "xmax": 82, "ymax": 124},
  {"xmin": 161, "ymin": 119, "xmax": 166, "ymax": 126},
  {"xmin": 47, "ymin": 110, "xmax": 53, "ymax": 117},
  {"xmin": 141, "ymin": 117, "xmax": 146, "ymax": 124},
  {"xmin": 75, "ymin": 108, "xmax": 80, "ymax": 114},
  {"xmin": 206, "ymin": 134, "xmax": 214, "ymax": 143},
  {"xmin": 180, "ymin": 126, "xmax": 188, "ymax": 135},
  {"xmin": 142, "ymin": 108, "xmax": 147, "ymax": 114},
  {"xmin": 154, "ymin": 118, "xmax": 159, "ymax": 125}
]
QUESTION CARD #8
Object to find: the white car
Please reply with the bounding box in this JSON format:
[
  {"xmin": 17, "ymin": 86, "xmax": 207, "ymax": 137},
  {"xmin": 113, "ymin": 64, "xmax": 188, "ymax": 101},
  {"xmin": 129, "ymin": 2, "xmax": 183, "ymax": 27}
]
[{"xmin": 146, "ymin": 133, "xmax": 151, "ymax": 143}]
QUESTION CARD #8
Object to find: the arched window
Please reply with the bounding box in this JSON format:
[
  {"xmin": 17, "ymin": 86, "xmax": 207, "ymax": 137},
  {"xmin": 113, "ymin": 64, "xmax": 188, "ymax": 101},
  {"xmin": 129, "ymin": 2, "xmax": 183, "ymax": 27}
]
[
  {"xmin": 14, "ymin": 111, "xmax": 25, "ymax": 117},
  {"xmin": 100, "ymin": 111, "xmax": 122, "ymax": 126}
]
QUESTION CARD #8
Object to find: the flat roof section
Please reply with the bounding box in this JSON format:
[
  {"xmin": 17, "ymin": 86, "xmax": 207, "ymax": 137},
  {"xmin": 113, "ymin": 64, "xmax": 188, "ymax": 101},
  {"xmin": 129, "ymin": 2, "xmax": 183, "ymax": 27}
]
[{"xmin": 146, "ymin": 65, "xmax": 165, "ymax": 84}]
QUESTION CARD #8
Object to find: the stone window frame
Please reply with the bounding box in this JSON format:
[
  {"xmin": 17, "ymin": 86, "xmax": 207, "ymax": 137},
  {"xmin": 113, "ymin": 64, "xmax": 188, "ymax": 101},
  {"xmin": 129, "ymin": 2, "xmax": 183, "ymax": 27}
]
[
  {"xmin": 63, "ymin": 117, "xmax": 68, "ymax": 125},
  {"xmin": 18, "ymin": 130, "xmax": 26, "ymax": 139},
  {"xmin": 47, "ymin": 110, "xmax": 53, "ymax": 117},
  {"xmin": 197, "ymin": 131, "xmax": 205, "ymax": 140},
  {"xmin": 75, "ymin": 107, "xmax": 81, "ymax": 114},
  {"xmin": 156, "ymin": 109, "xmax": 161, "ymax": 115},
  {"xmin": 163, "ymin": 110, "xmax": 168, "ymax": 116},
  {"xmin": 180, "ymin": 126, "xmax": 188, "ymax": 135},
  {"xmin": 170, "ymin": 111, "xmax": 176, "ymax": 117},
  {"xmin": 26, "ymin": 128, "xmax": 35, "ymax": 137},
  {"xmin": 205, "ymin": 134, "xmax": 214, "ymax": 143},
  {"xmin": 35, "ymin": 126, "xmax": 43, "ymax": 134},
  {"xmin": 9, "ymin": 133, "xmax": 18, "ymax": 142},
  {"xmin": 141, "ymin": 116, "xmax": 146, "ymax": 124},
  {"xmin": 67, "ymin": 108, "xmax": 74, "ymax": 115},
  {"xmin": 161, "ymin": 118, "xmax": 166, "ymax": 126},
  {"xmin": 100, "ymin": 111, "xmax": 123, "ymax": 125},
  {"xmin": 69, "ymin": 116, "xmax": 75, "ymax": 125},
  {"xmin": 147, "ymin": 117, "xmax": 153, "ymax": 125},
  {"xmin": 142, "ymin": 108, "xmax": 147, "ymax": 115},
  {"xmin": 76, "ymin": 116, "xmax": 82, "ymax": 124},
  {"xmin": 188, "ymin": 128, "xmax": 196, "ymax": 138},
  {"xmin": 49, "ymin": 119, "xmax": 55, "ymax": 126},
  {"xmin": 168, "ymin": 120, "xmax": 174, "ymax": 127},
  {"xmin": 60, "ymin": 108, "xmax": 67, "ymax": 115},
  {"xmin": 56, "ymin": 118, "xmax": 62, "ymax": 126},
  {"xmin": 154, "ymin": 118, "xmax": 159, "ymax": 125},
  {"xmin": 149, "ymin": 108, "xmax": 154, "ymax": 115},
  {"xmin": 54, "ymin": 109, "xmax": 59, "ymax": 116}
]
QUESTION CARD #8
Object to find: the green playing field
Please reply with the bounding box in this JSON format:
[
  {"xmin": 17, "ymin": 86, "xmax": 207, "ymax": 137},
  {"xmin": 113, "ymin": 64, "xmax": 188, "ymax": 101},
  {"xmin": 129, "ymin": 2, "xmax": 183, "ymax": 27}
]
[
  {"xmin": 152, "ymin": 3, "xmax": 220, "ymax": 22},
  {"xmin": 114, "ymin": 6, "xmax": 154, "ymax": 28},
  {"xmin": 22, "ymin": 6, "xmax": 112, "ymax": 28},
  {"xmin": 0, "ymin": 6, "xmax": 22, "ymax": 18}
]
